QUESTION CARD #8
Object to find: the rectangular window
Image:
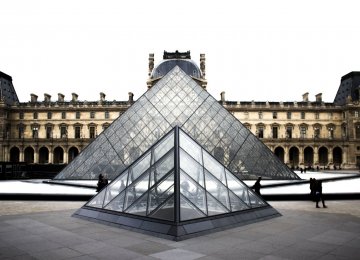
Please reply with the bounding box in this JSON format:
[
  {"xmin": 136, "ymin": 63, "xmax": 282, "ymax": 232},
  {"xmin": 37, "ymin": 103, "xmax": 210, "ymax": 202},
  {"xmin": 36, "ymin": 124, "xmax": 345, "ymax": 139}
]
[
  {"xmin": 301, "ymin": 112, "xmax": 305, "ymax": 119},
  {"xmin": 286, "ymin": 127, "xmax": 292, "ymax": 139},
  {"xmin": 47, "ymin": 112, "xmax": 52, "ymax": 119},
  {"xmin": 76, "ymin": 111, "xmax": 81, "ymax": 119},
  {"xmin": 315, "ymin": 112, "xmax": 319, "ymax": 120},
  {"xmin": 355, "ymin": 111, "xmax": 359, "ymax": 118},
  {"xmin": 272, "ymin": 112, "xmax": 277, "ymax": 119},
  {"xmin": 89, "ymin": 126, "xmax": 96, "ymax": 138},
  {"xmin": 90, "ymin": 111, "xmax": 95, "ymax": 119},
  {"xmin": 272, "ymin": 127, "xmax": 278, "ymax": 139},
  {"xmin": 105, "ymin": 111, "xmax": 109, "ymax": 119},
  {"xmin": 32, "ymin": 127, "xmax": 39, "ymax": 138},
  {"xmin": 19, "ymin": 112, "xmax": 24, "ymax": 119},
  {"xmin": 61, "ymin": 112, "xmax": 66, "ymax": 119},
  {"xmin": 46, "ymin": 126, "xmax": 52, "ymax": 139},
  {"xmin": 257, "ymin": 127, "xmax": 264, "ymax": 138},
  {"xmin": 300, "ymin": 127, "xmax": 306, "ymax": 138},
  {"xmin": 244, "ymin": 111, "xmax": 249, "ymax": 119},
  {"xmin": 33, "ymin": 112, "xmax": 38, "ymax": 119},
  {"xmin": 75, "ymin": 126, "xmax": 81, "ymax": 139},
  {"xmin": 258, "ymin": 112, "xmax": 263, "ymax": 119},
  {"xmin": 18, "ymin": 126, "xmax": 24, "ymax": 139},
  {"xmin": 60, "ymin": 126, "xmax": 67, "ymax": 138},
  {"xmin": 356, "ymin": 126, "xmax": 360, "ymax": 139},
  {"xmin": 314, "ymin": 128, "xmax": 320, "ymax": 138},
  {"xmin": 287, "ymin": 112, "xmax": 291, "ymax": 119}
]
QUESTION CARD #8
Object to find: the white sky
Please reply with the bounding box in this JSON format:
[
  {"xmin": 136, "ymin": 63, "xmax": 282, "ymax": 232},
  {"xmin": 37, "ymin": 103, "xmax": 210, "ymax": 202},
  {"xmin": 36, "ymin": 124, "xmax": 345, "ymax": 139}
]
[{"xmin": 1, "ymin": 0, "xmax": 360, "ymax": 103}]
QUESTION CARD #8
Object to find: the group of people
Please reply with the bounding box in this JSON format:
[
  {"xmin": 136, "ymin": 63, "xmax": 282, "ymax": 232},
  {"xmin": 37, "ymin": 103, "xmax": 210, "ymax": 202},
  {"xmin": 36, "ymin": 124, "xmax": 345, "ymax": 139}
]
[
  {"xmin": 310, "ymin": 178, "xmax": 327, "ymax": 208},
  {"xmin": 252, "ymin": 176, "xmax": 327, "ymax": 209}
]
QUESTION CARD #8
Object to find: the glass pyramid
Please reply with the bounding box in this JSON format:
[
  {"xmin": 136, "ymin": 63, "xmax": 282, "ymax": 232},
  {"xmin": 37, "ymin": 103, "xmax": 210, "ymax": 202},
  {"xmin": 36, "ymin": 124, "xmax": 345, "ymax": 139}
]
[
  {"xmin": 73, "ymin": 126, "xmax": 280, "ymax": 240},
  {"xmin": 55, "ymin": 66, "xmax": 299, "ymax": 180}
]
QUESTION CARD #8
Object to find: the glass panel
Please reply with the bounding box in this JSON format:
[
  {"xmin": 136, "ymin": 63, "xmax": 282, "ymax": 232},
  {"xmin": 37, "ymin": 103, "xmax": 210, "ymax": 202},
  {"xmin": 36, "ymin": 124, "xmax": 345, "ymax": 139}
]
[
  {"xmin": 153, "ymin": 149, "xmax": 174, "ymax": 177},
  {"xmin": 179, "ymin": 130, "xmax": 202, "ymax": 163},
  {"xmin": 86, "ymin": 189, "xmax": 106, "ymax": 208},
  {"xmin": 128, "ymin": 152, "xmax": 151, "ymax": 186},
  {"xmin": 124, "ymin": 171, "xmax": 150, "ymax": 210},
  {"xmin": 228, "ymin": 191, "xmax": 250, "ymax": 212},
  {"xmin": 125, "ymin": 193, "xmax": 148, "ymax": 216},
  {"xmin": 225, "ymin": 169, "xmax": 250, "ymax": 205},
  {"xmin": 149, "ymin": 195, "xmax": 175, "ymax": 221},
  {"xmin": 180, "ymin": 170, "xmax": 207, "ymax": 215},
  {"xmin": 203, "ymin": 151, "xmax": 226, "ymax": 185},
  {"xmin": 103, "ymin": 170, "xmax": 129, "ymax": 206},
  {"xmin": 248, "ymin": 190, "xmax": 266, "ymax": 208},
  {"xmin": 206, "ymin": 192, "xmax": 229, "ymax": 216},
  {"xmin": 179, "ymin": 149, "xmax": 204, "ymax": 187},
  {"xmin": 104, "ymin": 191, "xmax": 126, "ymax": 212},
  {"xmin": 153, "ymin": 131, "xmax": 174, "ymax": 162},
  {"xmin": 204, "ymin": 169, "xmax": 230, "ymax": 210},
  {"xmin": 148, "ymin": 173, "xmax": 174, "ymax": 214},
  {"xmin": 180, "ymin": 194, "xmax": 206, "ymax": 221}
]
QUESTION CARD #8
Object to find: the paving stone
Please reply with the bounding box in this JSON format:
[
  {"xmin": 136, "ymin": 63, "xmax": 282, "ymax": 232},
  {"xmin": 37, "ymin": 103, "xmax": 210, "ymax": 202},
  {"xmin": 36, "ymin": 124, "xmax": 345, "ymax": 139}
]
[{"xmin": 150, "ymin": 248, "xmax": 205, "ymax": 260}]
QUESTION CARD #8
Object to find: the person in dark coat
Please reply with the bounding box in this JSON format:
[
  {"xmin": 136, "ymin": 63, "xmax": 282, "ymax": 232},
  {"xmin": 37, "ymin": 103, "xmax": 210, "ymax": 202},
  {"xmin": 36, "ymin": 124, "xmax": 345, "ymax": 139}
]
[
  {"xmin": 309, "ymin": 178, "xmax": 316, "ymax": 201},
  {"xmin": 252, "ymin": 177, "xmax": 262, "ymax": 196},
  {"xmin": 97, "ymin": 174, "xmax": 107, "ymax": 192},
  {"xmin": 315, "ymin": 180, "xmax": 327, "ymax": 208}
]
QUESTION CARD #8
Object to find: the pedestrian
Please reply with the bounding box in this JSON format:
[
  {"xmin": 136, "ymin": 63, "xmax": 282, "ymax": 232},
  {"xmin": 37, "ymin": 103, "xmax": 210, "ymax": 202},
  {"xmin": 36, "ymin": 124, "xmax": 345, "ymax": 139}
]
[
  {"xmin": 309, "ymin": 178, "xmax": 316, "ymax": 201},
  {"xmin": 315, "ymin": 180, "xmax": 327, "ymax": 208},
  {"xmin": 96, "ymin": 174, "xmax": 107, "ymax": 192},
  {"xmin": 252, "ymin": 177, "xmax": 262, "ymax": 196}
]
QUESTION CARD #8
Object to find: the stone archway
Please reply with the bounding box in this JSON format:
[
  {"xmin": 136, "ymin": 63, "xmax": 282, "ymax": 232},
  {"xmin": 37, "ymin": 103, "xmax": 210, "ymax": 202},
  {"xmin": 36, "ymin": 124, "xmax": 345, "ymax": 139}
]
[
  {"xmin": 10, "ymin": 147, "xmax": 20, "ymax": 162},
  {"xmin": 304, "ymin": 147, "xmax": 314, "ymax": 166},
  {"xmin": 39, "ymin": 147, "xmax": 49, "ymax": 164},
  {"xmin": 289, "ymin": 147, "xmax": 299, "ymax": 167},
  {"xmin": 68, "ymin": 147, "xmax": 79, "ymax": 163},
  {"xmin": 24, "ymin": 147, "xmax": 34, "ymax": 163},
  {"xmin": 274, "ymin": 147, "xmax": 284, "ymax": 163},
  {"xmin": 318, "ymin": 147, "xmax": 328, "ymax": 166},
  {"xmin": 53, "ymin": 147, "xmax": 64, "ymax": 164},
  {"xmin": 333, "ymin": 147, "xmax": 342, "ymax": 166}
]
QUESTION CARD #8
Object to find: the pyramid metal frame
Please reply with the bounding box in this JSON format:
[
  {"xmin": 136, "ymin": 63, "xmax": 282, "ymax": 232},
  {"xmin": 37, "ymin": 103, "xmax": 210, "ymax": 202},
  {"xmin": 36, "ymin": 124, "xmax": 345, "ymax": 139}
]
[
  {"xmin": 55, "ymin": 66, "xmax": 299, "ymax": 181},
  {"xmin": 73, "ymin": 126, "xmax": 280, "ymax": 241}
]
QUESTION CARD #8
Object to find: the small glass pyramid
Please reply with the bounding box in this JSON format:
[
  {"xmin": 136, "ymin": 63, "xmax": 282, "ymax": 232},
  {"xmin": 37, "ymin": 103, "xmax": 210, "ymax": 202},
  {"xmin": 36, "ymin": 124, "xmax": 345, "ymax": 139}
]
[
  {"xmin": 73, "ymin": 126, "xmax": 280, "ymax": 240},
  {"xmin": 56, "ymin": 66, "xmax": 299, "ymax": 180}
]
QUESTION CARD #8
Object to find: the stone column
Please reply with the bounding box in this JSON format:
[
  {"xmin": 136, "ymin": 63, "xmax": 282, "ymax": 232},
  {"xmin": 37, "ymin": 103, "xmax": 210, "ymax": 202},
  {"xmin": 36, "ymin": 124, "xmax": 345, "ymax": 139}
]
[
  {"xmin": 34, "ymin": 146, "xmax": 39, "ymax": 163},
  {"xmin": 329, "ymin": 146, "xmax": 333, "ymax": 164},
  {"xmin": 299, "ymin": 146, "xmax": 304, "ymax": 165},
  {"xmin": 314, "ymin": 146, "xmax": 319, "ymax": 165},
  {"xmin": 284, "ymin": 146, "xmax": 289, "ymax": 165},
  {"xmin": 19, "ymin": 146, "xmax": 24, "ymax": 162},
  {"xmin": 49, "ymin": 147, "xmax": 53, "ymax": 164}
]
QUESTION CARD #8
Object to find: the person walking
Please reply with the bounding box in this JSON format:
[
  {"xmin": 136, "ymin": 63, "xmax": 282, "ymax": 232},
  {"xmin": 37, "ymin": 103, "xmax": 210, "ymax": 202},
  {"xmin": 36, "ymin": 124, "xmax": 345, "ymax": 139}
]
[
  {"xmin": 252, "ymin": 177, "xmax": 262, "ymax": 196},
  {"xmin": 315, "ymin": 180, "xmax": 327, "ymax": 208}
]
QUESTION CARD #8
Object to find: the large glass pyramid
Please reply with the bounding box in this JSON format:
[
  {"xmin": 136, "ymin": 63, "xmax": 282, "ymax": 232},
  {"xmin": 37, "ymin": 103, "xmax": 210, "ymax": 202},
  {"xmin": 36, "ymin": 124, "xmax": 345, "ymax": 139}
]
[
  {"xmin": 55, "ymin": 66, "xmax": 299, "ymax": 180},
  {"xmin": 73, "ymin": 126, "xmax": 280, "ymax": 240}
]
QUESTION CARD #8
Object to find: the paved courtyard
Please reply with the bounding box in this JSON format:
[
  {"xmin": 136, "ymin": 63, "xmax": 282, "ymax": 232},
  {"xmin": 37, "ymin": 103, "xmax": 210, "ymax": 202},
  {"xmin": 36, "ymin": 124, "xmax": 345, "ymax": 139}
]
[{"xmin": 0, "ymin": 200, "xmax": 359, "ymax": 259}]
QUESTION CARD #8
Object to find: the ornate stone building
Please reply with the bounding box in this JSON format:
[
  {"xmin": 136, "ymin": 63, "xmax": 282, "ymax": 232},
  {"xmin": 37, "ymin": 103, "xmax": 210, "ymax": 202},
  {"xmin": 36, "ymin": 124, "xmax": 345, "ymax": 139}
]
[{"xmin": 1, "ymin": 52, "xmax": 360, "ymax": 169}]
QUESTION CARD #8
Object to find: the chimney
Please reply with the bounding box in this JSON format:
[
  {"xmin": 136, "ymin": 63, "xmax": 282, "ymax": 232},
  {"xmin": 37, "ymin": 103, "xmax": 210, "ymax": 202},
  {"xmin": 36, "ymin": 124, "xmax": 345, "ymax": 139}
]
[
  {"xmin": 100, "ymin": 92, "xmax": 106, "ymax": 102},
  {"xmin": 58, "ymin": 93, "xmax": 65, "ymax": 102},
  {"xmin": 30, "ymin": 93, "xmax": 38, "ymax": 102},
  {"xmin": 71, "ymin": 93, "xmax": 78, "ymax": 102},
  {"xmin": 302, "ymin": 92, "xmax": 309, "ymax": 102},
  {"xmin": 128, "ymin": 92, "xmax": 134, "ymax": 103},
  {"xmin": 200, "ymin": 54, "xmax": 206, "ymax": 79},
  {"xmin": 44, "ymin": 93, "xmax": 51, "ymax": 102},
  {"xmin": 148, "ymin": 53, "xmax": 154, "ymax": 76},
  {"xmin": 315, "ymin": 93, "xmax": 322, "ymax": 102},
  {"xmin": 220, "ymin": 91, "xmax": 225, "ymax": 102}
]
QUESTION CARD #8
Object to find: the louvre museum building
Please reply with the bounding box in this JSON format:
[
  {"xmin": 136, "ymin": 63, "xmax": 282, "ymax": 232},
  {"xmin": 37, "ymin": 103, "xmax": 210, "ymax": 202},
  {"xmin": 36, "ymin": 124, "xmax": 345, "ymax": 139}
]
[{"xmin": 1, "ymin": 51, "xmax": 360, "ymax": 177}]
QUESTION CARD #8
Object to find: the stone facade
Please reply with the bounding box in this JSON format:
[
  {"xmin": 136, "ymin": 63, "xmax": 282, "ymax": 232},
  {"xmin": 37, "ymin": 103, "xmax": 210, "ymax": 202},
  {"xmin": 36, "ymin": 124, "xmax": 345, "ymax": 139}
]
[{"xmin": 1, "ymin": 54, "xmax": 360, "ymax": 169}]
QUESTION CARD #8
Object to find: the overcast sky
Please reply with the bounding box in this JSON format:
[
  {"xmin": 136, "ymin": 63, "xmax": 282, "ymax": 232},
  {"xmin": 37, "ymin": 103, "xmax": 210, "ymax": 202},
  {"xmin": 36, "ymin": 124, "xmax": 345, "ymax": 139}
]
[{"xmin": 1, "ymin": 0, "xmax": 360, "ymax": 103}]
